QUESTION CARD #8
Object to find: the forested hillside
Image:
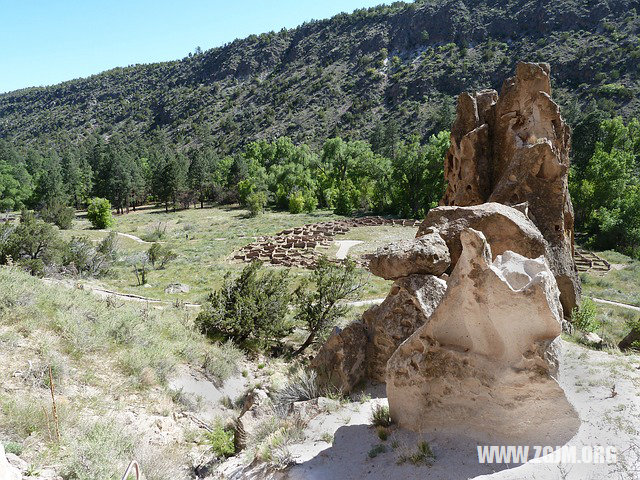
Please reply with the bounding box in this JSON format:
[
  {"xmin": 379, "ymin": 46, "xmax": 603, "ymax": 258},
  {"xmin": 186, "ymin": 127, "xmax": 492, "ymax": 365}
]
[
  {"xmin": 1, "ymin": 0, "xmax": 640, "ymax": 260},
  {"xmin": 1, "ymin": 0, "xmax": 639, "ymax": 152}
]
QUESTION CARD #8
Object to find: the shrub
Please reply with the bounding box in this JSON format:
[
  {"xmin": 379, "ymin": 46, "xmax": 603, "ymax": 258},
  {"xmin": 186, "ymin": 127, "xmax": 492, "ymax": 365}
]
[
  {"xmin": 246, "ymin": 191, "xmax": 267, "ymax": 217},
  {"xmin": 41, "ymin": 200, "xmax": 75, "ymax": 229},
  {"xmin": 62, "ymin": 421, "xmax": 134, "ymax": 480},
  {"xmin": 141, "ymin": 222, "xmax": 167, "ymax": 242},
  {"xmin": 148, "ymin": 243, "xmax": 177, "ymax": 269},
  {"xmin": 203, "ymin": 341, "xmax": 245, "ymax": 383},
  {"xmin": 303, "ymin": 191, "xmax": 318, "ymax": 213},
  {"xmin": 195, "ymin": 261, "xmax": 293, "ymax": 351},
  {"xmin": 370, "ymin": 404, "xmax": 392, "ymax": 428},
  {"xmin": 274, "ymin": 370, "xmax": 319, "ymax": 410},
  {"xmin": 288, "ymin": 191, "xmax": 304, "ymax": 214},
  {"xmin": 293, "ymin": 257, "xmax": 363, "ymax": 355},
  {"xmin": 3, "ymin": 442, "xmax": 22, "ymax": 455},
  {"xmin": 571, "ymin": 298, "xmax": 599, "ymax": 332},
  {"xmin": 86, "ymin": 198, "xmax": 114, "ymax": 229},
  {"xmin": 0, "ymin": 210, "xmax": 62, "ymax": 275},
  {"xmin": 205, "ymin": 424, "xmax": 235, "ymax": 458}
]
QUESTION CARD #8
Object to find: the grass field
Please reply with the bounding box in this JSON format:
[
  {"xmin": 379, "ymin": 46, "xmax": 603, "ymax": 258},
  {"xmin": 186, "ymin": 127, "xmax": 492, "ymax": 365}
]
[{"xmin": 62, "ymin": 205, "xmax": 417, "ymax": 305}]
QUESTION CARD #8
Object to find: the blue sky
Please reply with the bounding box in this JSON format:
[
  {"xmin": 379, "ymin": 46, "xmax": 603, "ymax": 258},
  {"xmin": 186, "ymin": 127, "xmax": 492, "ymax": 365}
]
[{"xmin": 0, "ymin": 0, "xmax": 390, "ymax": 94}]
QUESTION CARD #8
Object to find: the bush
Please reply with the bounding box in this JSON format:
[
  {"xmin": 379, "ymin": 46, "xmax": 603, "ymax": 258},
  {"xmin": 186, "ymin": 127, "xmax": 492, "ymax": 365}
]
[
  {"xmin": 86, "ymin": 198, "xmax": 114, "ymax": 229},
  {"xmin": 293, "ymin": 257, "xmax": 363, "ymax": 355},
  {"xmin": 195, "ymin": 261, "xmax": 293, "ymax": 351},
  {"xmin": 571, "ymin": 298, "xmax": 599, "ymax": 332},
  {"xmin": 41, "ymin": 200, "xmax": 75, "ymax": 229},
  {"xmin": 148, "ymin": 243, "xmax": 177, "ymax": 269},
  {"xmin": 0, "ymin": 210, "xmax": 62, "ymax": 275},
  {"xmin": 62, "ymin": 234, "xmax": 118, "ymax": 276},
  {"xmin": 246, "ymin": 191, "xmax": 268, "ymax": 217},
  {"xmin": 370, "ymin": 404, "xmax": 392, "ymax": 428},
  {"xmin": 274, "ymin": 370, "xmax": 319, "ymax": 410},
  {"xmin": 303, "ymin": 192, "xmax": 318, "ymax": 213},
  {"xmin": 203, "ymin": 341, "xmax": 245, "ymax": 383},
  {"xmin": 288, "ymin": 191, "xmax": 305, "ymax": 214},
  {"xmin": 205, "ymin": 424, "xmax": 235, "ymax": 458}
]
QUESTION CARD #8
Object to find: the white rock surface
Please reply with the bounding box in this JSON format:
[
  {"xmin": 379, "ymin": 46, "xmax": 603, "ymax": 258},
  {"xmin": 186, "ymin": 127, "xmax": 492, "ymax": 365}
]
[{"xmin": 386, "ymin": 228, "xmax": 577, "ymax": 442}]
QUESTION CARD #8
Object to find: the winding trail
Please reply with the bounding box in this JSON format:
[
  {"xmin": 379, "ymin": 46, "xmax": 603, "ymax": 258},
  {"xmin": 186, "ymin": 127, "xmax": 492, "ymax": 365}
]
[
  {"xmin": 590, "ymin": 296, "xmax": 640, "ymax": 312},
  {"xmin": 99, "ymin": 230, "xmax": 150, "ymax": 244}
]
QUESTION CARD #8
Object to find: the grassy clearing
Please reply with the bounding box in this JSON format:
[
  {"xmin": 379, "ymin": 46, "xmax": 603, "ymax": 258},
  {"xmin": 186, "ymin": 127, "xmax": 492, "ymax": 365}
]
[
  {"xmin": 64, "ymin": 205, "xmax": 398, "ymax": 304},
  {"xmin": 580, "ymin": 250, "xmax": 640, "ymax": 307}
]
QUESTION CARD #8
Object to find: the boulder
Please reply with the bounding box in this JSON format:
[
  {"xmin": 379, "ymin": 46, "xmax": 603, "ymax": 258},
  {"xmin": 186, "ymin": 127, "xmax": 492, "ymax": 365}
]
[
  {"xmin": 363, "ymin": 274, "xmax": 447, "ymax": 382},
  {"xmin": 165, "ymin": 283, "xmax": 190, "ymax": 294},
  {"xmin": 386, "ymin": 229, "xmax": 579, "ymax": 442},
  {"xmin": 417, "ymin": 202, "xmax": 546, "ymax": 268},
  {"xmin": 368, "ymin": 230, "xmax": 450, "ymax": 280},
  {"xmin": 619, "ymin": 328, "xmax": 640, "ymax": 351},
  {"xmin": 439, "ymin": 62, "xmax": 580, "ymax": 315},
  {"xmin": 310, "ymin": 322, "xmax": 368, "ymax": 394}
]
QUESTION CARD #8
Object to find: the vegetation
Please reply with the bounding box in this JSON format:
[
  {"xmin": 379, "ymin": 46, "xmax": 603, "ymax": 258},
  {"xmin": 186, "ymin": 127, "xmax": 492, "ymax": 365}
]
[
  {"xmin": 293, "ymin": 257, "xmax": 363, "ymax": 355},
  {"xmin": 86, "ymin": 197, "xmax": 114, "ymax": 229},
  {"xmin": 571, "ymin": 297, "xmax": 599, "ymax": 332},
  {"xmin": 370, "ymin": 404, "xmax": 392, "ymax": 428},
  {"xmin": 205, "ymin": 423, "xmax": 236, "ymax": 458},
  {"xmin": 195, "ymin": 261, "xmax": 293, "ymax": 351}
]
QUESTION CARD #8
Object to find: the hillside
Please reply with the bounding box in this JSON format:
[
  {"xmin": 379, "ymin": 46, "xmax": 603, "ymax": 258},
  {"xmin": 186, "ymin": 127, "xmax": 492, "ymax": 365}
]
[{"xmin": 1, "ymin": 0, "xmax": 639, "ymax": 153}]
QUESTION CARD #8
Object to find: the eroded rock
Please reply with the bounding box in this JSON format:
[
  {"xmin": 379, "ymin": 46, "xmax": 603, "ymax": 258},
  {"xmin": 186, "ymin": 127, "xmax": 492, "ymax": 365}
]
[
  {"xmin": 368, "ymin": 230, "xmax": 450, "ymax": 280},
  {"xmin": 363, "ymin": 274, "xmax": 447, "ymax": 382},
  {"xmin": 440, "ymin": 62, "xmax": 580, "ymax": 315},
  {"xmin": 417, "ymin": 202, "xmax": 546, "ymax": 268},
  {"xmin": 386, "ymin": 229, "xmax": 579, "ymax": 442},
  {"xmin": 310, "ymin": 322, "xmax": 368, "ymax": 394}
]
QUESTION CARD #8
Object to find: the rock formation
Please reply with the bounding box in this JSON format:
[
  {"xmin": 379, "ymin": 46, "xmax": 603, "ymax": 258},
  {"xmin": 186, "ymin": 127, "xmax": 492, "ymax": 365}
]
[
  {"xmin": 367, "ymin": 229, "xmax": 450, "ymax": 280},
  {"xmin": 440, "ymin": 62, "xmax": 580, "ymax": 315},
  {"xmin": 362, "ymin": 274, "xmax": 447, "ymax": 382},
  {"xmin": 416, "ymin": 202, "xmax": 546, "ymax": 269},
  {"xmin": 310, "ymin": 322, "xmax": 368, "ymax": 393},
  {"xmin": 386, "ymin": 229, "xmax": 579, "ymax": 441}
]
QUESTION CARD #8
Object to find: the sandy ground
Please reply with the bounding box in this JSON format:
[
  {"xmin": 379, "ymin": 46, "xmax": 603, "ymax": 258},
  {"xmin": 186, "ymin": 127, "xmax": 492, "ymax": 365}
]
[{"xmin": 224, "ymin": 340, "xmax": 640, "ymax": 480}]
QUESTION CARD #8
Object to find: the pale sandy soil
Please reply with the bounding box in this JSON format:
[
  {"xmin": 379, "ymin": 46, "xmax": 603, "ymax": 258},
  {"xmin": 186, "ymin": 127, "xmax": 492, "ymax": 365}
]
[{"xmin": 217, "ymin": 340, "xmax": 640, "ymax": 480}]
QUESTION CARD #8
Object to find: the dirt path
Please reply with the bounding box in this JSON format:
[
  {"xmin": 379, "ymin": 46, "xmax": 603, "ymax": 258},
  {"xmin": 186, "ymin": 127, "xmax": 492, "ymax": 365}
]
[
  {"xmin": 591, "ymin": 296, "xmax": 640, "ymax": 312},
  {"xmin": 99, "ymin": 230, "xmax": 150, "ymax": 244},
  {"xmin": 43, "ymin": 278, "xmax": 201, "ymax": 308},
  {"xmin": 334, "ymin": 240, "xmax": 364, "ymax": 259}
]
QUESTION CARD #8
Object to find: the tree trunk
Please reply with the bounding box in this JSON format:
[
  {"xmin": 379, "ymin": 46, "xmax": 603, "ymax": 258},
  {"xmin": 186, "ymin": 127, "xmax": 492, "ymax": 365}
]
[{"xmin": 293, "ymin": 331, "xmax": 316, "ymax": 356}]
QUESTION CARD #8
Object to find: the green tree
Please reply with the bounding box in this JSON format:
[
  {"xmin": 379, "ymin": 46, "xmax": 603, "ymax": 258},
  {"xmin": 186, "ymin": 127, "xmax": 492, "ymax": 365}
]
[
  {"xmin": 293, "ymin": 257, "xmax": 363, "ymax": 355},
  {"xmin": 195, "ymin": 262, "xmax": 293, "ymax": 351},
  {"xmin": 87, "ymin": 197, "xmax": 114, "ymax": 229}
]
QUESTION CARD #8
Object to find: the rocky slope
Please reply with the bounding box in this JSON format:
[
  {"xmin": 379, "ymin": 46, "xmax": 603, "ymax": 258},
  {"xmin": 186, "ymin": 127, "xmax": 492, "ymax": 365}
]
[{"xmin": 1, "ymin": 0, "xmax": 639, "ymax": 152}]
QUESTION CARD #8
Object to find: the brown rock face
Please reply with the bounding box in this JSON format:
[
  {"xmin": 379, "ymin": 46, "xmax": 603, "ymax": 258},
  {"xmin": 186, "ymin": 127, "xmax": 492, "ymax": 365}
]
[
  {"xmin": 310, "ymin": 322, "xmax": 368, "ymax": 393},
  {"xmin": 362, "ymin": 274, "xmax": 447, "ymax": 382},
  {"xmin": 367, "ymin": 230, "xmax": 450, "ymax": 280},
  {"xmin": 440, "ymin": 62, "xmax": 580, "ymax": 315},
  {"xmin": 386, "ymin": 229, "xmax": 579, "ymax": 442}
]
